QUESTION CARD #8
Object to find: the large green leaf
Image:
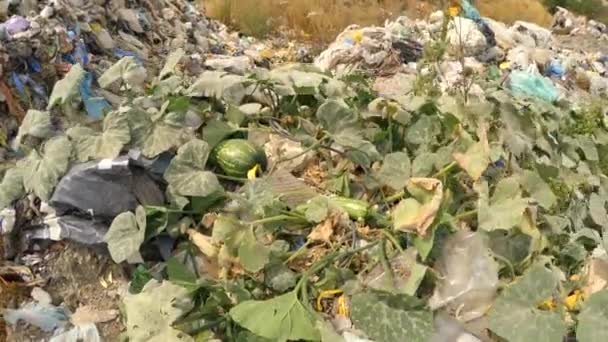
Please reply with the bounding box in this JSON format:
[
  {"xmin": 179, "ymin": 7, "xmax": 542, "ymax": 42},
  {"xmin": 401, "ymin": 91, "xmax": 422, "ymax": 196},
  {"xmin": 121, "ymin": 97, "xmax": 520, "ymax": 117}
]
[
  {"xmin": 16, "ymin": 110, "xmax": 52, "ymax": 147},
  {"xmin": 588, "ymin": 193, "xmax": 608, "ymax": 229},
  {"xmin": 67, "ymin": 110, "xmax": 131, "ymax": 162},
  {"xmin": 0, "ymin": 168, "xmax": 26, "ymax": 209},
  {"xmin": 125, "ymin": 101, "xmax": 188, "ymax": 158},
  {"xmin": 238, "ymin": 228, "xmax": 271, "ymax": 272},
  {"xmin": 488, "ymin": 263, "xmax": 567, "ymax": 342},
  {"xmin": 229, "ymin": 291, "xmax": 320, "ymax": 341},
  {"xmin": 518, "ymin": 170, "xmax": 557, "ymax": 210},
  {"xmin": 163, "ymin": 139, "xmax": 223, "ymax": 198},
  {"xmin": 103, "ymin": 206, "xmax": 146, "ymax": 263},
  {"xmin": 316, "ymin": 99, "xmax": 358, "ymax": 134},
  {"xmin": 48, "ymin": 63, "xmax": 86, "ymax": 109},
  {"xmin": 202, "ymin": 120, "xmax": 237, "ymax": 148},
  {"xmin": 375, "ymin": 152, "xmax": 411, "ymax": 190},
  {"xmin": 477, "ymin": 178, "xmax": 528, "ymax": 231},
  {"xmin": 406, "ymin": 116, "xmax": 441, "ymax": 146},
  {"xmin": 187, "ymin": 71, "xmax": 249, "ymax": 104},
  {"xmin": 123, "ymin": 279, "xmax": 194, "ymax": 342},
  {"xmin": 21, "ymin": 136, "xmax": 72, "ymax": 201},
  {"xmin": 333, "ymin": 128, "xmax": 381, "ymax": 166},
  {"xmin": 577, "ymin": 290, "xmax": 608, "ymax": 342},
  {"xmin": 350, "ymin": 292, "xmax": 433, "ymax": 342}
]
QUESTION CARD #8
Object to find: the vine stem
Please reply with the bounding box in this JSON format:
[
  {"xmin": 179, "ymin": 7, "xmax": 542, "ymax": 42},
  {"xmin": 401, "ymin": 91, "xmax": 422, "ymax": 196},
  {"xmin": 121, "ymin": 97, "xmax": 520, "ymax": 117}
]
[{"xmin": 246, "ymin": 215, "xmax": 307, "ymax": 226}]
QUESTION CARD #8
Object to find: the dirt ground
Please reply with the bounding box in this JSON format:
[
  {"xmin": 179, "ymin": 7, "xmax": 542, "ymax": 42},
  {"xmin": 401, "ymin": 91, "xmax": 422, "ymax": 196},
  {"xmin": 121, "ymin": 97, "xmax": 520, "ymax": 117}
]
[{"xmin": 2, "ymin": 243, "xmax": 127, "ymax": 341}]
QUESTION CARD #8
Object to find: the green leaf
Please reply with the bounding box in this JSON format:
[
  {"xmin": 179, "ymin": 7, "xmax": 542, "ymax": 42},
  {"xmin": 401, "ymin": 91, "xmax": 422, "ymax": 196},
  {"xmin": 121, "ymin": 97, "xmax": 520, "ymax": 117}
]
[
  {"xmin": 164, "ymin": 139, "xmax": 224, "ymax": 198},
  {"xmin": 350, "ymin": 292, "xmax": 433, "ymax": 342},
  {"xmin": 577, "ymin": 135, "xmax": 599, "ymax": 162},
  {"xmin": 376, "ymin": 152, "xmax": 411, "ymax": 190},
  {"xmin": 477, "ymin": 178, "xmax": 528, "ymax": 231},
  {"xmin": 518, "ymin": 170, "xmax": 557, "ymax": 210},
  {"xmin": 589, "ymin": 193, "xmax": 608, "ymax": 229},
  {"xmin": 264, "ymin": 263, "xmax": 297, "ymax": 292},
  {"xmin": 411, "ymin": 152, "xmax": 436, "ymax": 177},
  {"xmin": 238, "ymin": 228, "xmax": 271, "ymax": 273},
  {"xmin": 333, "ymin": 128, "xmax": 381, "ymax": 166},
  {"xmin": 48, "ymin": 63, "xmax": 86, "ymax": 109},
  {"xmin": 302, "ymin": 196, "xmax": 331, "ymax": 223},
  {"xmin": 104, "ymin": 206, "xmax": 146, "ymax": 263},
  {"xmin": 166, "ymin": 257, "xmax": 197, "ymax": 285},
  {"xmin": 212, "ymin": 215, "xmax": 248, "ymax": 256},
  {"xmin": 0, "ymin": 168, "xmax": 26, "ymax": 209},
  {"xmin": 126, "ymin": 102, "xmax": 187, "ymax": 158},
  {"xmin": 488, "ymin": 263, "xmax": 567, "ymax": 342},
  {"xmin": 16, "ymin": 110, "xmax": 52, "ymax": 147},
  {"xmin": 21, "ymin": 136, "xmax": 72, "ymax": 201},
  {"xmin": 187, "ymin": 71, "xmax": 249, "ymax": 104},
  {"xmin": 129, "ymin": 265, "xmax": 153, "ymax": 294},
  {"xmin": 316, "ymin": 99, "xmax": 358, "ymax": 134},
  {"xmin": 412, "ymin": 227, "xmax": 435, "ymax": 260},
  {"xmin": 364, "ymin": 251, "xmax": 427, "ymax": 296},
  {"xmin": 123, "ymin": 280, "xmax": 194, "ymax": 342},
  {"xmin": 577, "ymin": 290, "xmax": 608, "ymax": 342},
  {"xmin": 406, "ymin": 115, "xmax": 441, "ymax": 146},
  {"xmin": 229, "ymin": 291, "xmax": 320, "ymax": 341},
  {"xmin": 202, "ymin": 120, "xmax": 237, "ymax": 148},
  {"xmin": 67, "ymin": 110, "xmax": 131, "ymax": 162}
]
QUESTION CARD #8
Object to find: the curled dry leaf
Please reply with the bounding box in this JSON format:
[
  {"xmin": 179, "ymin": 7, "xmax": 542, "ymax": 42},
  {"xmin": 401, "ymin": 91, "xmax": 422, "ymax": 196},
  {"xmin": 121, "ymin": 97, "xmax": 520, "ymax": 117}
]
[
  {"xmin": 392, "ymin": 178, "xmax": 443, "ymax": 237},
  {"xmin": 187, "ymin": 229, "xmax": 218, "ymax": 258},
  {"xmin": 308, "ymin": 214, "xmax": 341, "ymax": 244}
]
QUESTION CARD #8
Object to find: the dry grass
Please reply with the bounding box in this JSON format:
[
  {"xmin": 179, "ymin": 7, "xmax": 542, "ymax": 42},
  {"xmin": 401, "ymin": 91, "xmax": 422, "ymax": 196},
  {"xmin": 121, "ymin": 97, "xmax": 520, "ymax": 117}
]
[
  {"xmin": 477, "ymin": 0, "xmax": 553, "ymax": 26},
  {"xmin": 203, "ymin": 0, "xmax": 553, "ymax": 44}
]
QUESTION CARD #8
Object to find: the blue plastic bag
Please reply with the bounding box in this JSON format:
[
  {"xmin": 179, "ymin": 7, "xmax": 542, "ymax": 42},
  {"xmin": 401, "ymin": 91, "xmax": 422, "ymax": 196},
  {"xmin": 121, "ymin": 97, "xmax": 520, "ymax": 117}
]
[
  {"xmin": 79, "ymin": 72, "xmax": 111, "ymax": 120},
  {"xmin": 509, "ymin": 70, "xmax": 559, "ymax": 102},
  {"xmin": 461, "ymin": 0, "xmax": 481, "ymax": 21},
  {"xmin": 545, "ymin": 60, "xmax": 565, "ymax": 78}
]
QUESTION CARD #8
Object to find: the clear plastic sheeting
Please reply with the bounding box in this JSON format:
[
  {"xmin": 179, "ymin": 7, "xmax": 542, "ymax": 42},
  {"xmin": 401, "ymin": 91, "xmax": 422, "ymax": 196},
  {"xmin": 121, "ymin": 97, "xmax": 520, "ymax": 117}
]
[{"xmin": 429, "ymin": 231, "xmax": 499, "ymax": 322}]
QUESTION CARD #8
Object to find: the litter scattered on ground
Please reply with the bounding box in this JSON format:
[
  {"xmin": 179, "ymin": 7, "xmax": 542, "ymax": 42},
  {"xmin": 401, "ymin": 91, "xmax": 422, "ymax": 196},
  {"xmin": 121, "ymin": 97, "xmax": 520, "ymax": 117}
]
[{"xmin": 3, "ymin": 0, "xmax": 608, "ymax": 341}]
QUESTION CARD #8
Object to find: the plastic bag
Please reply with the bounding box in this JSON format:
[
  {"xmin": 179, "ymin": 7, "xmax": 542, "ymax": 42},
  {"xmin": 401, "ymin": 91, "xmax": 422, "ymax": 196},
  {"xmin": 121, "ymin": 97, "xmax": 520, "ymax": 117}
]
[
  {"xmin": 429, "ymin": 231, "xmax": 499, "ymax": 322},
  {"xmin": 508, "ymin": 69, "xmax": 559, "ymax": 102},
  {"xmin": 49, "ymin": 156, "xmax": 164, "ymax": 219}
]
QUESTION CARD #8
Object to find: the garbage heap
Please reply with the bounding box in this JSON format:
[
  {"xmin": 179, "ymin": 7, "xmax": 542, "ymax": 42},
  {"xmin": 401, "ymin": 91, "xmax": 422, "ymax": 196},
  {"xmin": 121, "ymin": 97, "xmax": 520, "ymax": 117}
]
[
  {"xmin": 315, "ymin": 5, "xmax": 608, "ymax": 103},
  {"xmin": 4, "ymin": 1, "xmax": 608, "ymax": 342}
]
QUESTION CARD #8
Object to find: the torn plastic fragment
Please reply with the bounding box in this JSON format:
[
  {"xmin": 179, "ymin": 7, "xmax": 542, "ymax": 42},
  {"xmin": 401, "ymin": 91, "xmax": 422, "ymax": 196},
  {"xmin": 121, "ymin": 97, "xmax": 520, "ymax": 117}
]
[
  {"xmin": 429, "ymin": 231, "xmax": 499, "ymax": 322},
  {"xmin": 4, "ymin": 301, "xmax": 69, "ymax": 332},
  {"xmin": 79, "ymin": 72, "xmax": 111, "ymax": 120},
  {"xmin": 49, "ymin": 323, "xmax": 101, "ymax": 342}
]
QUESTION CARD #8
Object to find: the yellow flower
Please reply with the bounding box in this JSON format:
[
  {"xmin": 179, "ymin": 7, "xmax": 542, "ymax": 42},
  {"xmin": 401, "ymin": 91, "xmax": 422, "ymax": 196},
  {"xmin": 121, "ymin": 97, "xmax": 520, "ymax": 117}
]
[
  {"xmin": 351, "ymin": 30, "xmax": 363, "ymax": 44},
  {"xmin": 448, "ymin": 6, "xmax": 461, "ymax": 17},
  {"xmin": 564, "ymin": 290, "xmax": 583, "ymax": 311},
  {"xmin": 247, "ymin": 164, "xmax": 260, "ymax": 180}
]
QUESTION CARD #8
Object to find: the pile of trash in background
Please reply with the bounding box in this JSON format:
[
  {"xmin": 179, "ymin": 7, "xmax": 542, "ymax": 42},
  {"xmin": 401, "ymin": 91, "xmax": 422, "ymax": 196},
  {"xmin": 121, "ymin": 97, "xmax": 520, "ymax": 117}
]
[{"xmin": 2, "ymin": 0, "xmax": 608, "ymax": 340}]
